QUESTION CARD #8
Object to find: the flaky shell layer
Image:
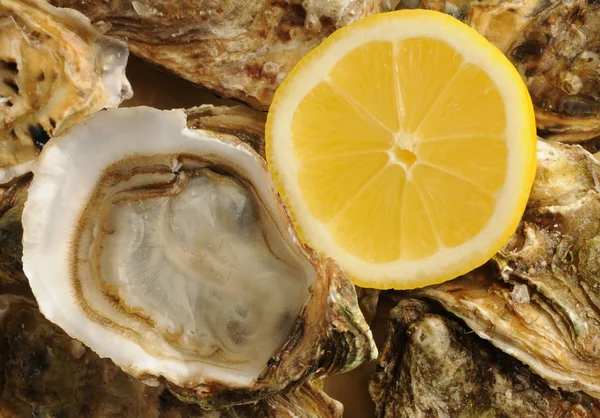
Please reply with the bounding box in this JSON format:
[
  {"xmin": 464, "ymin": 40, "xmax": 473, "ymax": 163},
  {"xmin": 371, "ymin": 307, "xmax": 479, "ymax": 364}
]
[
  {"xmin": 49, "ymin": 0, "xmax": 391, "ymax": 109},
  {"xmin": 413, "ymin": 140, "xmax": 600, "ymax": 396},
  {"xmin": 0, "ymin": 0, "xmax": 132, "ymax": 184},
  {"xmin": 370, "ymin": 298, "xmax": 600, "ymax": 417}
]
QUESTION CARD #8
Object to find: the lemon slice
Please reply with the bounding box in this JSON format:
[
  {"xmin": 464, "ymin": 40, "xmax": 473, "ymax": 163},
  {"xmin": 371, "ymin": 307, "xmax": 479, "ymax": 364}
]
[{"xmin": 266, "ymin": 10, "xmax": 536, "ymax": 290}]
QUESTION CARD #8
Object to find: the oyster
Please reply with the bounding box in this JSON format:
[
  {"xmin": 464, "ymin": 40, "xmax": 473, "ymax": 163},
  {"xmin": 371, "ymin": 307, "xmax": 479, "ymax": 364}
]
[
  {"xmin": 0, "ymin": 173, "xmax": 31, "ymax": 296},
  {"xmin": 49, "ymin": 0, "xmax": 391, "ymax": 110},
  {"xmin": 0, "ymin": 294, "xmax": 343, "ymax": 417},
  {"xmin": 0, "ymin": 0, "xmax": 132, "ymax": 185},
  {"xmin": 21, "ymin": 106, "xmax": 376, "ymax": 408},
  {"xmin": 369, "ymin": 298, "xmax": 600, "ymax": 417},
  {"xmin": 412, "ymin": 140, "xmax": 600, "ymax": 395},
  {"xmin": 355, "ymin": 287, "xmax": 380, "ymax": 325},
  {"xmin": 398, "ymin": 0, "xmax": 600, "ymax": 143}
]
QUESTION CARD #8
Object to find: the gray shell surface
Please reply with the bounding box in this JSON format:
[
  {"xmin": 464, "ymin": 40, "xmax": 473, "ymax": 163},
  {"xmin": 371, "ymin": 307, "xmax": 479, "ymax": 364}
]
[{"xmin": 370, "ymin": 298, "xmax": 600, "ymax": 417}]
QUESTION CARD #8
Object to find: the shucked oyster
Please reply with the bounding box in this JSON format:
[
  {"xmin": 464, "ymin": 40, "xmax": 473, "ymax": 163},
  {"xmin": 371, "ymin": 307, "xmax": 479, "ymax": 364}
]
[
  {"xmin": 49, "ymin": 0, "xmax": 391, "ymax": 110},
  {"xmin": 412, "ymin": 140, "xmax": 600, "ymax": 395},
  {"xmin": 0, "ymin": 294, "xmax": 343, "ymax": 417},
  {"xmin": 369, "ymin": 298, "xmax": 600, "ymax": 417},
  {"xmin": 21, "ymin": 106, "xmax": 376, "ymax": 408},
  {"xmin": 0, "ymin": 0, "xmax": 132, "ymax": 185},
  {"xmin": 0, "ymin": 106, "xmax": 343, "ymax": 416},
  {"xmin": 398, "ymin": 0, "xmax": 600, "ymax": 143}
]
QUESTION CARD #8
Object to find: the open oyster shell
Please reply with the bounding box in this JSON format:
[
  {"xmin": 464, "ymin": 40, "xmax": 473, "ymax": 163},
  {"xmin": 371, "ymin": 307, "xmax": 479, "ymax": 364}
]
[
  {"xmin": 398, "ymin": 0, "xmax": 600, "ymax": 143},
  {"xmin": 21, "ymin": 106, "xmax": 376, "ymax": 408},
  {"xmin": 48, "ymin": 0, "xmax": 391, "ymax": 110},
  {"xmin": 412, "ymin": 140, "xmax": 600, "ymax": 395},
  {"xmin": 369, "ymin": 298, "xmax": 600, "ymax": 417},
  {"xmin": 0, "ymin": 294, "xmax": 343, "ymax": 417},
  {"xmin": 186, "ymin": 105, "xmax": 267, "ymax": 158},
  {"xmin": 0, "ymin": 0, "xmax": 132, "ymax": 185}
]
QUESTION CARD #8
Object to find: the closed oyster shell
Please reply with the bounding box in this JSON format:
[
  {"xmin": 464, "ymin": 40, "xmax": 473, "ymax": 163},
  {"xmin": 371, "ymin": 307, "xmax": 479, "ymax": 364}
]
[
  {"xmin": 355, "ymin": 287, "xmax": 380, "ymax": 325},
  {"xmin": 398, "ymin": 0, "xmax": 600, "ymax": 143},
  {"xmin": 0, "ymin": 294, "xmax": 343, "ymax": 417},
  {"xmin": 21, "ymin": 107, "xmax": 376, "ymax": 408},
  {"xmin": 412, "ymin": 140, "xmax": 600, "ymax": 395},
  {"xmin": 0, "ymin": 173, "xmax": 31, "ymax": 296},
  {"xmin": 49, "ymin": 0, "xmax": 391, "ymax": 110},
  {"xmin": 0, "ymin": 0, "xmax": 132, "ymax": 185},
  {"xmin": 369, "ymin": 298, "xmax": 600, "ymax": 417},
  {"xmin": 506, "ymin": 1, "xmax": 600, "ymax": 143}
]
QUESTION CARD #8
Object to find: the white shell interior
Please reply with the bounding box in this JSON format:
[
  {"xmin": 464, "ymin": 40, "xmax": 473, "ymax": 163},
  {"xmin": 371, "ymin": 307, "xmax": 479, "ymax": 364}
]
[{"xmin": 22, "ymin": 107, "xmax": 314, "ymax": 387}]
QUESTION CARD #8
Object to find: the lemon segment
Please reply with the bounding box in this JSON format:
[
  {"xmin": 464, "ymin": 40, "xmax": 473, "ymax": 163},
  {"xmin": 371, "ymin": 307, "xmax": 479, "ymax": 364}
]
[
  {"xmin": 400, "ymin": 180, "xmax": 439, "ymax": 261},
  {"xmin": 412, "ymin": 164, "xmax": 496, "ymax": 248},
  {"xmin": 266, "ymin": 10, "xmax": 537, "ymax": 290},
  {"xmin": 328, "ymin": 41, "xmax": 400, "ymax": 132},
  {"xmin": 415, "ymin": 137, "xmax": 508, "ymax": 191},
  {"xmin": 292, "ymin": 82, "xmax": 393, "ymax": 161},
  {"xmin": 298, "ymin": 152, "xmax": 389, "ymax": 221},
  {"xmin": 417, "ymin": 63, "xmax": 507, "ymax": 139},
  {"xmin": 395, "ymin": 38, "xmax": 463, "ymax": 134},
  {"xmin": 329, "ymin": 164, "xmax": 407, "ymax": 263}
]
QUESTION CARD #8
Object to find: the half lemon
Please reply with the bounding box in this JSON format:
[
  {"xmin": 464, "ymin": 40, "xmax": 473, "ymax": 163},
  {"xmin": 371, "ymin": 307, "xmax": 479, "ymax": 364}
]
[{"xmin": 266, "ymin": 10, "xmax": 537, "ymax": 290}]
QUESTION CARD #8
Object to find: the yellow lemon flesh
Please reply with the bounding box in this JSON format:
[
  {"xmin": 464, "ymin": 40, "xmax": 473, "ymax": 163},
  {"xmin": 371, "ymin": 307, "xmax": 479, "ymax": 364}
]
[{"xmin": 266, "ymin": 10, "xmax": 537, "ymax": 290}]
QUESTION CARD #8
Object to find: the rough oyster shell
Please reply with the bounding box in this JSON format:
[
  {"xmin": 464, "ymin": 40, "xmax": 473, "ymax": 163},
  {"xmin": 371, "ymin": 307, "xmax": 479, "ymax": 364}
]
[
  {"xmin": 355, "ymin": 287, "xmax": 380, "ymax": 325},
  {"xmin": 0, "ymin": 173, "xmax": 31, "ymax": 297},
  {"xmin": 49, "ymin": 0, "xmax": 391, "ymax": 110},
  {"xmin": 21, "ymin": 106, "xmax": 376, "ymax": 408},
  {"xmin": 0, "ymin": 294, "xmax": 343, "ymax": 417},
  {"xmin": 186, "ymin": 105, "xmax": 267, "ymax": 158},
  {"xmin": 412, "ymin": 140, "xmax": 600, "ymax": 395},
  {"xmin": 398, "ymin": 0, "xmax": 600, "ymax": 143},
  {"xmin": 0, "ymin": 0, "xmax": 132, "ymax": 185},
  {"xmin": 369, "ymin": 298, "xmax": 600, "ymax": 417}
]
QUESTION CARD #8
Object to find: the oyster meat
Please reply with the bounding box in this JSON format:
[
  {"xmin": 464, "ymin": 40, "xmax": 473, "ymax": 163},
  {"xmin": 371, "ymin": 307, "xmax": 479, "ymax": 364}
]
[
  {"xmin": 369, "ymin": 298, "xmax": 600, "ymax": 417},
  {"xmin": 412, "ymin": 140, "xmax": 600, "ymax": 395},
  {"xmin": 0, "ymin": 0, "xmax": 132, "ymax": 185},
  {"xmin": 0, "ymin": 294, "xmax": 343, "ymax": 417},
  {"xmin": 21, "ymin": 106, "xmax": 376, "ymax": 408},
  {"xmin": 398, "ymin": 0, "xmax": 600, "ymax": 143},
  {"xmin": 49, "ymin": 0, "xmax": 391, "ymax": 110}
]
